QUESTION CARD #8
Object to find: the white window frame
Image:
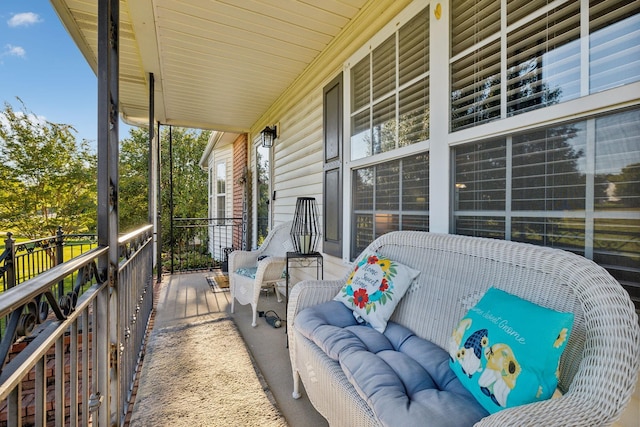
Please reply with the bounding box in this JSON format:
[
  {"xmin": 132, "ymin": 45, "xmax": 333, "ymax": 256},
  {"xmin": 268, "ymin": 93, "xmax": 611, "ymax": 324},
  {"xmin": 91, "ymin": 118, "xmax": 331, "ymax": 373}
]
[
  {"xmin": 216, "ymin": 160, "xmax": 226, "ymax": 221},
  {"xmin": 343, "ymin": 0, "xmax": 431, "ymax": 262}
]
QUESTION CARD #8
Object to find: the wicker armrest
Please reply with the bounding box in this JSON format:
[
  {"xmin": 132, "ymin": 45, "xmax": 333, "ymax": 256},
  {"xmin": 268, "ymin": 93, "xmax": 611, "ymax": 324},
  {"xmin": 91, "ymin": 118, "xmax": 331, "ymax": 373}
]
[
  {"xmin": 255, "ymin": 256, "xmax": 286, "ymax": 282},
  {"xmin": 228, "ymin": 250, "xmax": 259, "ymax": 272},
  {"xmin": 287, "ymin": 280, "xmax": 343, "ymax": 335}
]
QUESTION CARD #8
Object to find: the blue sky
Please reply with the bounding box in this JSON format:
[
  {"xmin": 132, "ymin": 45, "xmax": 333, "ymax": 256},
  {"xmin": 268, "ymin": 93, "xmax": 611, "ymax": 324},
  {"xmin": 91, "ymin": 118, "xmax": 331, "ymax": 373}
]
[{"xmin": 0, "ymin": 2, "xmax": 133, "ymax": 149}]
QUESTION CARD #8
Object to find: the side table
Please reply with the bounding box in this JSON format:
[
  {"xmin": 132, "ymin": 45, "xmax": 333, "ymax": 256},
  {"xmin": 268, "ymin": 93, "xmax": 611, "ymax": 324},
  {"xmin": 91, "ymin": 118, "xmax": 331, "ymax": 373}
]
[{"xmin": 285, "ymin": 251, "xmax": 323, "ymax": 334}]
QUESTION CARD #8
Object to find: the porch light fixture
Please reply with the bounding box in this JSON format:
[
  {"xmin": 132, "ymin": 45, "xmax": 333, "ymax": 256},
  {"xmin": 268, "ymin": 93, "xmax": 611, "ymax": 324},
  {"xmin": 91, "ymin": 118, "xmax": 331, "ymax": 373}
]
[
  {"xmin": 260, "ymin": 125, "xmax": 277, "ymax": 148},
  {"xmin": 291, "ymin": 197, "xmax": 320, "ymax": 254}
]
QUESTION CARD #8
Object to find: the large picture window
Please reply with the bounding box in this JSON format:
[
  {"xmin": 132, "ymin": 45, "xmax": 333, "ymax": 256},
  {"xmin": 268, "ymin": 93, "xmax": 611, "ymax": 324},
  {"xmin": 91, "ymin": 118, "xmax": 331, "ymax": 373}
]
[
  {"xmin": 453, "ymin": 107, "xmax": 640, "ymax": 299},
  {"xmin": 450, "ymin": 0, "xmax": 640, "ymax": 131}
]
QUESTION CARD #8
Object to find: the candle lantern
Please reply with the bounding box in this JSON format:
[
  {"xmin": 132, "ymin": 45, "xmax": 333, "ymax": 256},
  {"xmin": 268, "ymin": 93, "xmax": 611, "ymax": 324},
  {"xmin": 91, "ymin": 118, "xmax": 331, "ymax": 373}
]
[{"xmin": 291, "ymin": 197, "xmax": 319, "ymax": 254}]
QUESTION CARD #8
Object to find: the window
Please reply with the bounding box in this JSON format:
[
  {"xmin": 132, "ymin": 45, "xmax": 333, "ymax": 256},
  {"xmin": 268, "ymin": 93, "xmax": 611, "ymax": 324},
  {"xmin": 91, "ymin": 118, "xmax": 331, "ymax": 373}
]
[
  {"xmin": 453, "ymin": 108, "xmax": 640, "ymax": 299},
  {"xmin": 347, "ymin": 5, "xmax": 430, "ymax": 257},
  {"xmin": 506, "ymin": 1, "xmax": 581, "ymax": 116},
  {"xmin": 450, "ymin": 0, "xmax": 640, "ymax": 131},
  {"xmin": 255, "ymin": 145, "xmax": 270, "ymax": 244},
  {"xmin": 590, "ymin": 0, "xmax": 640, "ymax": 92},
  {"xmin": 216, "ymin": 162, "xmax": 226, "ymax": 220},
  {"xmin": 352, "ymin": 153, "xmax": 429, "ymax": 258},
  {"xmin": 350, "ymin": 7, "xmax": 429, "ymax": 161}
]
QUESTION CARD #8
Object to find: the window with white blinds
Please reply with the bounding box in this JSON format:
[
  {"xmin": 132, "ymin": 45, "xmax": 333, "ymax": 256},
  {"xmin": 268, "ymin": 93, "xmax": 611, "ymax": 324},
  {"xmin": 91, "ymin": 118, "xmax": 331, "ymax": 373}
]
[
  {"xmin": 590, "ymin": 0, "xmax": 640, "ymax": 93},
  {"xmin": 451, "ymin": 0, "xmax": 640, "ymax": 130},
  {"xmin": 506, "ymin": 1, "xmax": 581, "ymax": 116},
  {"xmin": 454, "ymin": 139, "xmax": 506, "ymax": 212},
  {"xmin": 352, "ymin": 153, "xmax": 429, "ymax": 259},
  {"xmin": 451, "ymin": 40, "xmax": 501, "ymax": 131},
  {"xmin": 594, "ymin": 109, "xmax": 640, "ymax": 210},
  {"xmin": 512, "ymin": 122, "xmax": 587, "ymax": 211},
  {"xmin": 453, "ymin": 107, "xmax": 640, "ymax": 299},
  {"xmin": 350, "ymin": 7, "xmax": 429, "ymax": 161},
  {"xmin": 451, "ymin": 0, "xmax": 500, "ymax": 57}
]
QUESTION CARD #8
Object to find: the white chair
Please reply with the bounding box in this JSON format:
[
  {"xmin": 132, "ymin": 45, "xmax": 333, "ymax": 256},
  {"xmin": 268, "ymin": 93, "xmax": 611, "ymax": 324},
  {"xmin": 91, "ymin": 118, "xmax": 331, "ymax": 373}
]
[{"xmin": 229, "ymin": 221, "xmax": 292, "ymax": 326}]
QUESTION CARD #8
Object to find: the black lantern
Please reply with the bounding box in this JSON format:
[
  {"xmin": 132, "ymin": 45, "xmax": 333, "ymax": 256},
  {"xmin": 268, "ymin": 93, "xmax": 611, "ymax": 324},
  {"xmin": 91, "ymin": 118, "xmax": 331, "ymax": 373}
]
[
  {"xmin": 260, "ymin": 125, "xmax": 277, "ymax": 148},
  {"xmin": 291, "ymin": 197, "xmax": 320, "ymax": 254}
]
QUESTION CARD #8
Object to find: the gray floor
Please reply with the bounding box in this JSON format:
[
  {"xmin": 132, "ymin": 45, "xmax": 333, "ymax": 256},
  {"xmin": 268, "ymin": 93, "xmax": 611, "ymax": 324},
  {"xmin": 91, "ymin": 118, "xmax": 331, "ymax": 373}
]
[{"xmin": 143, "ymin": 271, "xmax": 328, "ymax": 427}]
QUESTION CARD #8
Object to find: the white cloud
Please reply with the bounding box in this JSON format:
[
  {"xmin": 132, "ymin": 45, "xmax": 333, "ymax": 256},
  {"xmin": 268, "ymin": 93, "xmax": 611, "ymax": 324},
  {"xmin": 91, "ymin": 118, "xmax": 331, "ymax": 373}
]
[
  {"xmin": 8, "ymin": 12, "xmax": 42, "ymax": 28},
  {"xmin": 3, "ymin": 44, "xmax": 26, "ymax": 58}
]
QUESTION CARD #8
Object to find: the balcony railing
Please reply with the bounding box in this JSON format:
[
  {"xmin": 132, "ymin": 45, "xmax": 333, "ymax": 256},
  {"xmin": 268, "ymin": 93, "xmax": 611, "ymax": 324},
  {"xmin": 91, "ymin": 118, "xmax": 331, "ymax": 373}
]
[
  {"xmin": 0, "ymin": 225, "xmax": 154, "ymax": 426},
  {"xmin": 170, "ymin": 217, "xmax": 244, "ymax": 273}
]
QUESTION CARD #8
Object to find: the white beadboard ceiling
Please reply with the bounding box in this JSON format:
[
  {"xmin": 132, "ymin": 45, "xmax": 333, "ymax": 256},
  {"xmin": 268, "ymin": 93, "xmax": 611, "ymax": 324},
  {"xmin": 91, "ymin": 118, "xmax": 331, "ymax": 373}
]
[{"xmin": 51, "ymin": 0, "xmax": 368, "ymax": 132}]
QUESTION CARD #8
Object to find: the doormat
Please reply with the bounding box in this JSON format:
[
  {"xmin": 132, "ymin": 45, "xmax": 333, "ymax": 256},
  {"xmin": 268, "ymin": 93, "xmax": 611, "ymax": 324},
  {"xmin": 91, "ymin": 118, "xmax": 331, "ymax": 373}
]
[{"xmin": 207, "ymin": 271, "xmax": 229, "ymax": 291}]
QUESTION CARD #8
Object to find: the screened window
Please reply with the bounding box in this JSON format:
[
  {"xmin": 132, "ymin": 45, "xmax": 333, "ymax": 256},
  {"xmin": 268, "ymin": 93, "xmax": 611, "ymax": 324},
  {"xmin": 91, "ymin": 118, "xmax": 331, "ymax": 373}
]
[
  {"xmin": 352, "ymin": 153, "xmax": 429, "ymax": 258},
  {"xmin": 350, "ymin": 7, "xmax": 429, "ymax": 160},
  {"xmin": 451, "ymin": 0, "xmax": 640, "ymax": 131},
  {"xmin": 453, "ymin": 107, "xmax": 640, "ymax": 299}
]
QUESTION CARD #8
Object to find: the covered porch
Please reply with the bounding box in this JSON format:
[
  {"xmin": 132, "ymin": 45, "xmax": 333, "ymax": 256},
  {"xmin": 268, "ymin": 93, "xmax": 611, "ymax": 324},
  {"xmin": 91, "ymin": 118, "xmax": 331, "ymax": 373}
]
[{"xmin": 1, "ymin": 0, "xmax": 638, "ymax": 425}]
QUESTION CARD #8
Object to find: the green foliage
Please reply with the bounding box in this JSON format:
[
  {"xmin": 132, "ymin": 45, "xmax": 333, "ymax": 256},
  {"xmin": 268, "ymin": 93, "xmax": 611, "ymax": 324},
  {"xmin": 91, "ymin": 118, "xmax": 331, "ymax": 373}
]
[
  {"xmin": 0, "ymin": 100, "xmax": 97, "ymax": 238},
  {"xmin": 160, "ymin": 127, "xmax": 210, "ymax": 247},
  {"xmin": 119, "ymin": 127, "xmax": 150, "ymax": 232},
  {"xmin": 119, "ymin": 126, "xmax": 210, "ymax": 248}
]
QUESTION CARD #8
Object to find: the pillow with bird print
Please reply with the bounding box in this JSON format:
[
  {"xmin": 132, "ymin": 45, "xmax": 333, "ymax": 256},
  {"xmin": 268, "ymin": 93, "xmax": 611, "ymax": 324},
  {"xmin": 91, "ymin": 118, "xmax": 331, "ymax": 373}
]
[{"xmin": 448, "ymin": 287, "xmax": 574, "ymax": 413}]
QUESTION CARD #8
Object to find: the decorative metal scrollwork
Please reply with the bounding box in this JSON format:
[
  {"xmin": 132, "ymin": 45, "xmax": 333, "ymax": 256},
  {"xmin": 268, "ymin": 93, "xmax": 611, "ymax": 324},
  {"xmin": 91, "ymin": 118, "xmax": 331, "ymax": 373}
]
[{"xmin": 16, "ymin": 311, "xmax": 36, "ymax": 337}]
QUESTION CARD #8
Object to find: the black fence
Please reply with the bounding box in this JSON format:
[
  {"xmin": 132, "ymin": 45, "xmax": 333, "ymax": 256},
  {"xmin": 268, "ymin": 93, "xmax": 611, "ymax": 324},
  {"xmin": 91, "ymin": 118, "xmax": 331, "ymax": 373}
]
[
  {"xmin": 0, "ymin": 228, "xmax": 98, "ymax": 342},
  {"xmin": 169, "ymin": 217, "xmax": 245, "ymax": 273}
]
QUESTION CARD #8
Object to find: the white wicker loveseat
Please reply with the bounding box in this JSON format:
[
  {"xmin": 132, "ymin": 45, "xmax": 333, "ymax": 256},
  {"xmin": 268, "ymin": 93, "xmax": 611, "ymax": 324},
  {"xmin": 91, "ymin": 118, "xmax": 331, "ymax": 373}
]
[{"xmin": 287, "ymin": 231, "xmax": 640, "ymax": 426}]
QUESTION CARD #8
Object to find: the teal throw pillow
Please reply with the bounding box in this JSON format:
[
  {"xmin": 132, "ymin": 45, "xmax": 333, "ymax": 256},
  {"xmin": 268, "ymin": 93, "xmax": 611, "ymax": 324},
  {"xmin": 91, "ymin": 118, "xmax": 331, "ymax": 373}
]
[{"xmin": 448, "ymin": 287, "xmax": 574, "ymax": 414}]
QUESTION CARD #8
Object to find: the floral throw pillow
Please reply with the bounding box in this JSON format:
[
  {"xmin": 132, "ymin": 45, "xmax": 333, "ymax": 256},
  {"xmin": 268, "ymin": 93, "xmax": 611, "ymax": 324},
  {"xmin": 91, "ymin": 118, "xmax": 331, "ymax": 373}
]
[
  {"xmin": 333, "ymin": 252, "xmax": 420, "ymax": 333},
  {"xmin": 448, "ymin": 287, "xmax": 574, "ymax": 414}
]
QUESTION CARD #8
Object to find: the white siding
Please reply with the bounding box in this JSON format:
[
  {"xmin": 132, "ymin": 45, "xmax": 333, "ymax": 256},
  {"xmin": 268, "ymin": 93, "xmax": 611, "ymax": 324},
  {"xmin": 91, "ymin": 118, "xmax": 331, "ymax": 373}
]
[{"xmin": 246, "ymin": 1, "xmax": 640, "ymax": 422}]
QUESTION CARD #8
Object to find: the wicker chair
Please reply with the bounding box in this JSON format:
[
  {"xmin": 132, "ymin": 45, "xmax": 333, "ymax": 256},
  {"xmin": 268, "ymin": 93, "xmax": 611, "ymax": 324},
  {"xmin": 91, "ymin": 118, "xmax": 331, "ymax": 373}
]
[
  {"xmin": 288, "ymin": 231, "xmax": 640, "ymax": 426},
  {"xmin": 229, "ymin": 221, "xmax": 292, "ymax": 327}
]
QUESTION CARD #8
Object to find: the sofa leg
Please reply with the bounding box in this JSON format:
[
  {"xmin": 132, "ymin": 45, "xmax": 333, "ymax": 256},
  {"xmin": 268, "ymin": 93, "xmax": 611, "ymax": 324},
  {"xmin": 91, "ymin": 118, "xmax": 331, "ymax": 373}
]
[
  {"xmin": 292, "ymin": 370, "xmax": 301, "ymax": 399},
  {"xmin": 231, "ymin": 298, "xmax": 235, "ymax": 313}
]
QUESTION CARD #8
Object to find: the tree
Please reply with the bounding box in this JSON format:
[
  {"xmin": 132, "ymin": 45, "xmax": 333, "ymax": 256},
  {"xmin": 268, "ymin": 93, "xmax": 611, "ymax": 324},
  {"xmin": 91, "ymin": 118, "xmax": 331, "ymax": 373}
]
[
  {"xmin": 160, "ymin": 127, "xmax": 210, "ymax": 247},
  {"xmin": 0, "ymin": 100, "xmax": 97, "ymax": 238},
  {"xmin": 119, "ymin": 127, "xmax": 150, "ymax": 232}
]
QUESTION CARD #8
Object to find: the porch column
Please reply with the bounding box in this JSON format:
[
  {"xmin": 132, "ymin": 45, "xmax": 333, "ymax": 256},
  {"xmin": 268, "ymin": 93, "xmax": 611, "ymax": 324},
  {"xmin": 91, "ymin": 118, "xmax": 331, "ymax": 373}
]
[{"xmin": 97, "ymin": 0, "xmax": 120, "ymax": 424}]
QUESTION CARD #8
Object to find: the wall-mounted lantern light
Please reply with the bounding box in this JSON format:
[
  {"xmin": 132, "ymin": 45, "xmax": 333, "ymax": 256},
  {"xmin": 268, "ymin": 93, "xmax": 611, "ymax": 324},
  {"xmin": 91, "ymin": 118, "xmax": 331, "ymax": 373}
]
[{"xmin": 260, "ymin": 125, "xmax": 278, "ymax": 148}]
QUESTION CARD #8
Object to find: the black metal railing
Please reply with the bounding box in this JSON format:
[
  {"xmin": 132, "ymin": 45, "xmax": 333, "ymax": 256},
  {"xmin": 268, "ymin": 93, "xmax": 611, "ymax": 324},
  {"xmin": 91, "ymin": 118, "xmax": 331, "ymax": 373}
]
[
  {"xmin": 0, "ymin": 225, "xmax": 154, "ymax": 427},
  {"xmin": 169, "ymin": 217, "xmax": 244, "ymax": 273},
  {"xmin": 0, "ymin": 229, "xmax": 98, "ymax": 343}
]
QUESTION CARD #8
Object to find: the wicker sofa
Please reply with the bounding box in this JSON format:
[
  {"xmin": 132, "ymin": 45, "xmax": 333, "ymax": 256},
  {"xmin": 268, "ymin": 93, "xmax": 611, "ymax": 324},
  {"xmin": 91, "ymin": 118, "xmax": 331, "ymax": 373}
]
[{"xmin": 287, "ymin": 231, "xmax": 640, "ymax": 426}]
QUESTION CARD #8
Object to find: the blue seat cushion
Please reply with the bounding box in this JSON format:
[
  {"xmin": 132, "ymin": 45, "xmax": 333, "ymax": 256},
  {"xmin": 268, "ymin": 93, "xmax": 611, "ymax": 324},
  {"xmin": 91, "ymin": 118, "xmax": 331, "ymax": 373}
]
[
  {"xmin": 296, "ymin": 301, "xmax": 489, "ymax": 427},
  {"xmin": 235, "ymin": 267, "xmax": 259, "ymax": 279}
]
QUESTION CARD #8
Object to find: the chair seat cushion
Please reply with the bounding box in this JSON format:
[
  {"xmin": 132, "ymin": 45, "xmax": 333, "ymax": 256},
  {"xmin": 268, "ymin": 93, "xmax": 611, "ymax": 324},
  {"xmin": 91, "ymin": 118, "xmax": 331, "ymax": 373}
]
[
  {"xmin": 296, "ymin": 301, "xmax": 489, "ymax": 427},
  {"xmin": 235, "ymin": 267, "xmax": 259, "ymax": 279},
  {"xmin": 234, "ymin": 266, "xmax": 286, "ymax": 280}
]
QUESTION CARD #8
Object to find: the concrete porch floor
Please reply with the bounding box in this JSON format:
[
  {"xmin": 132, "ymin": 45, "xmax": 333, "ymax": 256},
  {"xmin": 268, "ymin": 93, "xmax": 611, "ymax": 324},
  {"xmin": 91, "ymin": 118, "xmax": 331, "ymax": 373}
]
[{"xmin": 129, "ymin": 271, "xmax": 328, "ymax": 427}]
